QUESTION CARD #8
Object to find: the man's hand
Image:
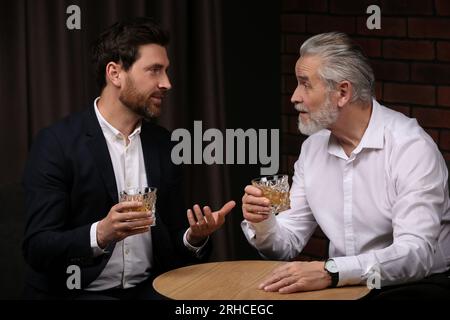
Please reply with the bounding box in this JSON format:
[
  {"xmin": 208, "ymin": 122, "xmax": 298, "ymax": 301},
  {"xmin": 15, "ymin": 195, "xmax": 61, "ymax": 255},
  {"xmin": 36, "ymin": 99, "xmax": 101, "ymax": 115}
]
[
  {"xmin": 242, "ymin": 185, "xmax": 271, "ymax": 223},
  {"xmin": 259, "ymin": 261, "xmax": 332, "ymax": 293},
  {"xmin": 97, "ymin": 201, "xmax": 154, "ymax": 248},
  {"xmin": 186, "ymin": 200, "xmax": 236, "ymax": 246}
]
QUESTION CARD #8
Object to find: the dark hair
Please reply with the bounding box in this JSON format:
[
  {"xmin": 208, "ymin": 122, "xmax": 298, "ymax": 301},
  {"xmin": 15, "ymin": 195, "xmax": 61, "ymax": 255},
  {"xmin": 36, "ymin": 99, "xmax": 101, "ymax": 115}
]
[{"xmin": 91, "ymin": 17, "xmax": 169, "ymax": 89}]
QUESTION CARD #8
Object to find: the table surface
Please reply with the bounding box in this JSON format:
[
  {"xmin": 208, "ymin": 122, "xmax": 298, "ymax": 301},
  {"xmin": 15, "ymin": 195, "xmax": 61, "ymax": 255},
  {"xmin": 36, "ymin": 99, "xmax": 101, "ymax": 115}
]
[{"xmin": 153, "ymin": 260, "xmax": 371, "ymax": 300}]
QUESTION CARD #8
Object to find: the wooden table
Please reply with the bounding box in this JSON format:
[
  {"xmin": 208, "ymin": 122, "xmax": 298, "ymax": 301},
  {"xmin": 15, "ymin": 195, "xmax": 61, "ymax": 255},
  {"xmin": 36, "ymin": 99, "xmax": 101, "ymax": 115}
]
[{"xmin": 153, "ymin": 260, "xmax": 371, "ymax": 300}]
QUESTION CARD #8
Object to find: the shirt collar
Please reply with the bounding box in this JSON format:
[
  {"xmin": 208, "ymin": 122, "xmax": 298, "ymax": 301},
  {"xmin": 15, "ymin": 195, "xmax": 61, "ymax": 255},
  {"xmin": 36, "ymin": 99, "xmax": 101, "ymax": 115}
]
[
  {"xmin": 94, "ymin": 97, "xmax": 142, "ymax": 141},
  {"xmin": 327, "ymin": 99, "xmax": 385, "ymax": 159}
]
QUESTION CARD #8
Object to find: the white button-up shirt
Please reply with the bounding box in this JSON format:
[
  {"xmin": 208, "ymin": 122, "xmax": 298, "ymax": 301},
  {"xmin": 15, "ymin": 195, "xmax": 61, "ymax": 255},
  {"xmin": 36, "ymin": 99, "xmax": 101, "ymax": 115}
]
[
  {"xmin": 242, "ymin": 99, "xmax": 450, "ymax": 287},
  {"xmin": 87, "ymin": 99, "xmax": 152, "ymax": 290},
  {"xmin": 87, "ymin": 98, "xmax": 204, "ymax": 291}
]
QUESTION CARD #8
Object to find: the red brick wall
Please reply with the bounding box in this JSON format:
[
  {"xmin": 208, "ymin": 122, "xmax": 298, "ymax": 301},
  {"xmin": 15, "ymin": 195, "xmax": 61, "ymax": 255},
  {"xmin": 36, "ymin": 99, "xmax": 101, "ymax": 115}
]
[{"xmin": 281, "ymin": 0, "xmax": 450, "ymax": 260}]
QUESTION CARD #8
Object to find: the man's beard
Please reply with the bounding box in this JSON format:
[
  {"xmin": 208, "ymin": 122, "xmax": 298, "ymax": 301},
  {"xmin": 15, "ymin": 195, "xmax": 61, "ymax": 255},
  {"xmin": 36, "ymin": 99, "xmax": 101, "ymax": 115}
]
[
  {"xmin": 119, "ymin": 76, "xmax": 161, "ymax": 120},
  {"xmin": 296, "ymin": 94, "xmax": 339, "ymax": 136}
]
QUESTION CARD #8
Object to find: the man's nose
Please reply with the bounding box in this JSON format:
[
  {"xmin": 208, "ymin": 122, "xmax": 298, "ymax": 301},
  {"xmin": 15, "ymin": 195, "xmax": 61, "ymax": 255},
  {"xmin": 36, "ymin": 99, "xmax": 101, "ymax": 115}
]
[
  {"xmin": 291, "ymin": 86, "xmax": 303, "ymax": 105},
  {"xmin": 159, "ymin": 73, "xmax": 172, "ymax": 91}
]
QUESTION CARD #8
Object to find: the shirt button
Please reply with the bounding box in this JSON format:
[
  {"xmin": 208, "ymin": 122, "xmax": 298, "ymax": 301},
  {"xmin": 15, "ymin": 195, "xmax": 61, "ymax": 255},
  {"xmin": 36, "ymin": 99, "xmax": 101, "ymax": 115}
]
[{"xmin": 125, "ymin": 249, "xmax": 130, "ymax": 255}]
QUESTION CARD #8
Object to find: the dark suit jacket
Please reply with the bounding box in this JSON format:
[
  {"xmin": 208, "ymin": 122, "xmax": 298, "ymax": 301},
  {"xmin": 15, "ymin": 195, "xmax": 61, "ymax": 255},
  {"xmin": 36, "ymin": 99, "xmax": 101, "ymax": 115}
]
[{"xmin": 22, "ymin": 106, "xmax": 210, "ymax": 297}]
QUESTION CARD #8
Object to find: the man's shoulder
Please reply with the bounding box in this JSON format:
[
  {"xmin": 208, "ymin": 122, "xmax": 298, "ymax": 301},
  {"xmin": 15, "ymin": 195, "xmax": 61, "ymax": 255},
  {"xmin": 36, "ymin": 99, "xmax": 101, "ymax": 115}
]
[
  {"xmin": 378, "ymin": 102, "xmax": 434, "ymax": 147},
  {"xmin": 376, "ymin": 102, "xmax": 442, "ymax": 166},
  {"xmin": 34, "ymin": 108, "xmax": 91, "ymax": 144},
  {"xmin": 378, "ymin": 103, "xmax": 416, "ymax": 131}
]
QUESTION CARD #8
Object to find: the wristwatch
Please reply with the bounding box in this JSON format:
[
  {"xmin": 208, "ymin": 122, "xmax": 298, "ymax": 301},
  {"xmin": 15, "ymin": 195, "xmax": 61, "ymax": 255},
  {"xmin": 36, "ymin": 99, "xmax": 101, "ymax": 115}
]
[{"xmin": 324, "ymin": 259, "xmax": 339, "ymax": 288}]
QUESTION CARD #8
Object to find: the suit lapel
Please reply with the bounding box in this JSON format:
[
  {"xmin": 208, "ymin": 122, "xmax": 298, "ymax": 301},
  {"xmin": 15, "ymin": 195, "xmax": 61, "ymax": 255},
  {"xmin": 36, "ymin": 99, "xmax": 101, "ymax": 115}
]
[
  {"xmin": 141, "ymin": 122, "xmax": 165, "ymax": 266},
  {"xmin": 83, "ymin": 107, "xmax": 118, "ymax": 203},
  {"xmin": 83, "ymin": 108, "xmax": 163, "ymax": 203},
  {"xmin": 140, "ymin": 122, "xmax": 161, "ymax": 190}
]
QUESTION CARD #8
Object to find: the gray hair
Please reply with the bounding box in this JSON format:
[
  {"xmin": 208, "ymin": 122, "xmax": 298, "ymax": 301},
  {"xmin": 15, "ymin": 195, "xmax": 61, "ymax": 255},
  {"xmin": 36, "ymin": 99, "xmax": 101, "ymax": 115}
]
[{"xmin": 300, "ymin": 32, "xmax": 374, "ymax": 103}]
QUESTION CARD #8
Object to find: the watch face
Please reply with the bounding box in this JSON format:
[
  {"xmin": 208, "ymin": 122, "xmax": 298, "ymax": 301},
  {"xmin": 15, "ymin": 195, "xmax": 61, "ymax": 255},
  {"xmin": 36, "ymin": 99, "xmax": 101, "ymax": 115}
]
[{"xmin": 325, "ymin": 259, "xmax": 338, "ymax": 273}]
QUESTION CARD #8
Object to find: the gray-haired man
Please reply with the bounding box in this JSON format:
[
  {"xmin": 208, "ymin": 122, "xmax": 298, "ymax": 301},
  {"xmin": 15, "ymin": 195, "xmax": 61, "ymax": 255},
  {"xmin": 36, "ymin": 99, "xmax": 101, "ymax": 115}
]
[{"xmin": 241, "ymin": 32, "xmax": 450, "ymax": 299}]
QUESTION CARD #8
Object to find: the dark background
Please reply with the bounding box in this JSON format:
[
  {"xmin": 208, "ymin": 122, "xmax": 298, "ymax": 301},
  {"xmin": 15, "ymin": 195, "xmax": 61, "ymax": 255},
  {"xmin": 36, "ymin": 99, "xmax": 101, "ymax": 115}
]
[
  {"xmin": 0, "ymin": 0, "xmax": 280, "ymax": 298},
  {"xmin": 1, "ymin": 0, "xmax": 449, "ymax": 299}
]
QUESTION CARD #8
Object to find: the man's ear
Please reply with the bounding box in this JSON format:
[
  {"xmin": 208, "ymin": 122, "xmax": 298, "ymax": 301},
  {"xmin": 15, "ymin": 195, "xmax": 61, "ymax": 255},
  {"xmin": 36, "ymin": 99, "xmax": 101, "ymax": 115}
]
[
  {"xmin": 336, "ymin": 81, "xmax": 352, "ymax": 107},
  {"xmin": 105, "ymin": 62, "xmax": 123, "ymax": 88}
]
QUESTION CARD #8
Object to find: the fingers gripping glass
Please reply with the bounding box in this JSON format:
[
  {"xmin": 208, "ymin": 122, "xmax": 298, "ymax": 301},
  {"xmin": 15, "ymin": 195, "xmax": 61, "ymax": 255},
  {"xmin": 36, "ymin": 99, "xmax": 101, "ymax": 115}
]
[
  {"xmin": 251, "ymin": 175, "xmax": 291, "ymax": 214},
  {"xmin": 119, "ymin": 187, "xmax": 157, "ymax": 227}
]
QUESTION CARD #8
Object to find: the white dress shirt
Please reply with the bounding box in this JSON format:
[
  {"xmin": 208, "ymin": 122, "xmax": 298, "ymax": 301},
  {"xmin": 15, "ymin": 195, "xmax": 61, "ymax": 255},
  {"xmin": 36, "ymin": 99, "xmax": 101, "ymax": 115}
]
[
  {"xmin": 242, "ymin": 99, "xmax": 450, "ymax": 287},
  {"xmin": 87, "ymin": 98, "xmax": 205, "ymax": 291}
]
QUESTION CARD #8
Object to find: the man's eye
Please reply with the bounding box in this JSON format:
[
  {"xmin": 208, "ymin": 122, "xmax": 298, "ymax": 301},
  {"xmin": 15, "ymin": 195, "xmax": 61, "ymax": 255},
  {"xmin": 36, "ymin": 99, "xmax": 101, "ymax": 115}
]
[{"xmin": 149, "ymin": 68, "xmax": 161, "ymax": 74}]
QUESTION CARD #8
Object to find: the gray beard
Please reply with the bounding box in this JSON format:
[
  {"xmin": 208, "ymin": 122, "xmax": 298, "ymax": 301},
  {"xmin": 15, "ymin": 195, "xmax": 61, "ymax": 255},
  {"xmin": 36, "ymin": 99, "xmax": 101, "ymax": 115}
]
[{"xmin": 297, "ymin": 97, "xmax": 339, "ymax": 136}]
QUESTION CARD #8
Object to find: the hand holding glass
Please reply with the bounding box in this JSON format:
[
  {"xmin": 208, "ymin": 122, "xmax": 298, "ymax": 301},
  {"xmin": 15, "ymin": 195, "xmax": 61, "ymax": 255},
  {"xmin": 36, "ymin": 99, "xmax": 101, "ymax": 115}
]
[
  {"xmin": 119, "ymin": 187, "xmax": 157, "ymax": 227},
  {"xmin": 251, "ymin": 175, "xmax": 291, "ymax": 214}
]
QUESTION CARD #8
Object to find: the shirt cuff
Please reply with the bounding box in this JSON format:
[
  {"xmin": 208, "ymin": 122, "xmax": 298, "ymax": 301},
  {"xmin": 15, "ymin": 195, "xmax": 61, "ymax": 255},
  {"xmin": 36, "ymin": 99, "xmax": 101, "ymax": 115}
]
[
  {"xmin": 90, "ymin": 222, "xmax": 107, "ymax": 257},
  {"xmin": 183, "ymin": 229, "xmax": 208, "ymax": 257},
  {"xmin": 332, "ymin": 256, "xmax": 364, "ymax": 287},
  {"xmin": 241, "ymin": 213, "xmax": 277, "ymax": 240}
]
